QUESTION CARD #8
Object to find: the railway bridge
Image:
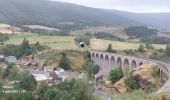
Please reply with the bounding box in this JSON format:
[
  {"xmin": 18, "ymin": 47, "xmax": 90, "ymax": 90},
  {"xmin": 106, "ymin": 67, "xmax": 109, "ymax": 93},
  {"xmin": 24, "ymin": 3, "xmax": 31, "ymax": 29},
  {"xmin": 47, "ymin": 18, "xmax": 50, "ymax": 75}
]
[{"xmin": 90, "ymin": 51, "xmax": 170, "ymax": 92}]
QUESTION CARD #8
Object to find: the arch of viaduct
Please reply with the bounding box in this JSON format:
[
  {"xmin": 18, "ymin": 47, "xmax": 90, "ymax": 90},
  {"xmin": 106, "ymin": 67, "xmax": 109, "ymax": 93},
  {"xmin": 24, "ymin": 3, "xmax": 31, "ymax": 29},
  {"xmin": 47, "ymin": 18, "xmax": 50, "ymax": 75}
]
[{"xmin": 90, "ymin": 51, "xmax": 170, "ymax": 92}]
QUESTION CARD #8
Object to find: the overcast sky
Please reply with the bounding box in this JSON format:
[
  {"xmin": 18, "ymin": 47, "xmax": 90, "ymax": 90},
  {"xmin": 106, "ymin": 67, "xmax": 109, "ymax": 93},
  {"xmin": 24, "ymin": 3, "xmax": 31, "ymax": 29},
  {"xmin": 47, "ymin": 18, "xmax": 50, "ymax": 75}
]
[{"xmin": 53, "ymin": 0, "xmax": 170, "ymax": 13}]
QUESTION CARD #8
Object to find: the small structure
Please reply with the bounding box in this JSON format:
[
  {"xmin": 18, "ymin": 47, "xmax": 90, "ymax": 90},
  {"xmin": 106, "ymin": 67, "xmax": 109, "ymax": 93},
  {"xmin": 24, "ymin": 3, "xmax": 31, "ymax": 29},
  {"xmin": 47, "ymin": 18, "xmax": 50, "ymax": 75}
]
[
  {"xmin": 58, "ymin": 71, "xmax": 80, "ymax": 81},
  {"xmin": 32, "ymin": 73, "xmax": 48, "ymax": 82},
  {"xmin": 55, "ymin": 68, "xmax": 65, "ymax": 75},
  {"xmin": 5, "ymin": 56, "xmax": 17, "ymax": 63},
  {"xmin": 0, "ymin": 55, "xmax": 5, "ymax": 62}
]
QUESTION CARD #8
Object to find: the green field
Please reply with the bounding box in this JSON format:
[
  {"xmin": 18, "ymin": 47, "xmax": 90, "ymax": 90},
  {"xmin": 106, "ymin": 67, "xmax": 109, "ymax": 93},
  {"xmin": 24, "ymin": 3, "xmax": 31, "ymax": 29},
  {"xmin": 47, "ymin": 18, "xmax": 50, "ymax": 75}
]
[
  {"xmin": 4, "ymin": 34, "xmax": 167, "ymax": 51},
  {"xmin": 5, "ymin": 34, "xmax": 79, "ymax": 50},
  {"xmin": 90, "ymin": 38, "xmax": 166, "ymax": 51}
]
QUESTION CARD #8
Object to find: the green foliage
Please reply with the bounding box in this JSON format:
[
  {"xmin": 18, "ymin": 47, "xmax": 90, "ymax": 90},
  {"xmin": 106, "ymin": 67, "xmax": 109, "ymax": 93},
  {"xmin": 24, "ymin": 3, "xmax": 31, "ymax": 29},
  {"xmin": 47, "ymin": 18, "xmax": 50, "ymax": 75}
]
[
  {"xmin": 19, "ymin": 71, "xmax": 37, "ymax": 91},
  {"xmin": 166, "ymin": 45, "xmax": 170, "ymax": 57},
  {"xmin": 59, "ymin": 52, "xmax": 71, "ymax": 70},
  {"xmin": 124, "ymin": 26, "xmax": 158, "ymax": 38},
  {"xmin": 113, "ymin": 90, "xmax": 147, "ymax": 100},
  {"xmin": 124, "ymin": 49, "xmax": 135, "ymax": 55},
  {"xmin": 42, "ymin": 80, "xmax": 95, "ymax": 100},
  {"xmin": 145, "ymin": 43, "xmax": 155, "ymax": 50},
  {"xmin": 145, "ymin": 83, "xmax": 156, "ymax": 93},
  {"xmin": 138, "ymin": 44, "xmax": 145, "ymax": 52},
  {"xmin": 0, "ymin": 38, "xmax": 47, "ymax": 58},
  {"xmin": 141, "ymin": 35, "xmax": 170, "ymax": 44},
  {"xmin": 0, "ymin": 33, "xmax": 9, "ymax": 42},
  {"xmin": 124, "ymin": 74, "xmax": 140, "ymax": 90},
  {"xmin": 106, "ymin": 44, "xmax": 117, "ymax": 53},
  {"xmin": 74, "ymin": 35, "xmax": 91, "ymax": 46},
  {"xmin": 94, "ymin": 32, "xmax": 125, "ymax": 42},
  {"xmin": 4, "ymin": 91, "xmax": 36, "ymax": 100},
  {"xmin": 109, "ymin": 67, "xmax": 123, "ymax": 84},
  {"xmin": 92, "ymin": 65, "xmax": 100, "ymax": 75},
  {"xmin": 43, "ymin": 88, "xmax": 58, "ymax": 100},
  {"xmin": 86, "ymin": 62, "xmax": 100, "ymax": 78},
  {"xmin": 37, "ymin": 81, "xmax": 49, "ymax": 100}
]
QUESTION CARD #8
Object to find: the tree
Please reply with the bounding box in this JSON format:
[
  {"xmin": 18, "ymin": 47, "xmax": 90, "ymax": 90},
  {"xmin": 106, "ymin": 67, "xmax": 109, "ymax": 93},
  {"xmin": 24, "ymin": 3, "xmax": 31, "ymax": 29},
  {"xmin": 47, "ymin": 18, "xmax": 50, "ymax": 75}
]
[
  {"xmin": 166, "ymin": 45, "xmax": 170, "ymax": 57},
  {"xmin": 92, "ymin": 65, "xmax": 100, "ymax": 75},
  {"xmin": 43, "ymin": 89, "xmax": 58, "ymax": 100},
  {"xmin": 71, "ymin": 80, "xmax": 94, "ymax": 100},
  {"xmin": 37, "ymin": 81, "xmax": 49, "ymax": 99},
  {"xmin": 59, "ymin": 53, "xmax": 71, "ymax": 70},
  {"xmin": 106, "ymin": 44, "xmax": 116, "ymax": 53},
  {"xmin": 124, "ymin": 74, "xmax": 140, "ymax": 90},
  {"xmin": 138, "ymin": 44, "xmax": 145, "ymax": 52},
  {"xmin": 19, "ymin": 71, "xmax": 37, "ymax": 91},
  {"xmin": 109, "ymin": 67, "xmax": 123, "ymax": 84},
  {"xmin": 20, "ymin": 38, "xmax": 31, "ymax": 52}
]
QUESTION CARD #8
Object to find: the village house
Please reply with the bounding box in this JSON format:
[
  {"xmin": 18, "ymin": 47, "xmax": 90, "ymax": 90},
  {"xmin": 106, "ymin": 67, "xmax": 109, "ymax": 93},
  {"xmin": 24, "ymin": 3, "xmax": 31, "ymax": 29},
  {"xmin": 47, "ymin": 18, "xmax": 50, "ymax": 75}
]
[{"xmin": 5, "ymin": 56, "xmax": 17, "ymax": 63}]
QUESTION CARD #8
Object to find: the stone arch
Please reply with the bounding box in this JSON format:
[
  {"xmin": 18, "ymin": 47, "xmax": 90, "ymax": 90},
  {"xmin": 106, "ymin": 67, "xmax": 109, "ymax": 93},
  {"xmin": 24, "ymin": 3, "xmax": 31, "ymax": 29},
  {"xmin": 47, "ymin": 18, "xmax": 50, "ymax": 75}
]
[
  {"xmin": 104, "ymin": 55, "xmax": 109, "ymax": 73},
  {"xmin": 110, "ymin": 56, "xmax": 115, "ymax": 69},
  {"xmin": 131, "ymin": 60, "xmax": 137, "ymax": 69},
  {"xmin": 96, "ymin": 54, "xmax": 99, "ymax": 65},
  {"xmin": 123, "ymin": 59, "xmax": 130, "ymax": 70},
  {"xmin": 139, "ymin": 62, "xmax": 144, "ymax": 66},
  {"xmin": 116, "ymin": 57, "xmax": 122, "ymax": 68},
  {"xmin": 100, "ymin": 54, "xmax": 104, "ymax": 69},
  {"xmin": 91, "ymin": 53, "xmax": 95, "ymax": 61}
]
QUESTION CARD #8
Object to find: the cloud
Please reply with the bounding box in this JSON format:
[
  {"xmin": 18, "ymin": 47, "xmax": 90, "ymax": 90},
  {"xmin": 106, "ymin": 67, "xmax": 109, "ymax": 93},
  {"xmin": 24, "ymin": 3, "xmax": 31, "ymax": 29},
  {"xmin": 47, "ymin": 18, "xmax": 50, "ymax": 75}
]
[{"xmin": 52, "ymin": 0, "xmax": 170, "ymax": 13}]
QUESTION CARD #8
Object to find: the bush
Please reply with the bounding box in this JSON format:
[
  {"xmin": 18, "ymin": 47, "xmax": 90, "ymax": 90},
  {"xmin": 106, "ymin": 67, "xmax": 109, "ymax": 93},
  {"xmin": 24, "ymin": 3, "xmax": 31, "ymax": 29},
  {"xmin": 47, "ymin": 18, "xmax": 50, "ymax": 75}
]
[
  {"xmin": 124, "ymin": 74, "xmax": 140, "ymax": 90},
  {"xmin": 74, "ymin": 35, "xmax": 91, "ymax": 46},
  {"xmin": 138, "ymin": 44, "xmax": 145, "ymax": 52},
  {"xmin": 145, "ymin": 44, "xmax": 155, "ymax": 50},
  {"xmin": 124, "ymin": 49, "xmax": 135, "ymax": 55},
  {"xmin": 145, "ymin": 83, "xmax": 156, "ymax": 93},
  {"xmin": 106, "ymin": 44, "xmax": 117, "ymax": 53},
  {"xmin": 109, "ymin": 67, "xmax": 123, "ymax": 84},
  {"xmin": 166, "ymin": 45, "xmax": 170, "ymax": 57}
]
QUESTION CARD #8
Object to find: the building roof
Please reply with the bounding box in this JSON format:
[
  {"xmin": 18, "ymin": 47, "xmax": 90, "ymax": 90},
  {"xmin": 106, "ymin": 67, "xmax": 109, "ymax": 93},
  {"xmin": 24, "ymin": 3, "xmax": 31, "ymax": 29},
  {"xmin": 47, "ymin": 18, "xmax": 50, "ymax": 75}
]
[
  {"xmin": 58, "ymin": 71, "xmax": 80, "ymax": 81},
  {"xmin": 5, "ymin": 56, "xmax": 17, "ymax": 63},
  {"xmin": 32, "ymin": 73, "xmax": 48, "ymax": 81}
]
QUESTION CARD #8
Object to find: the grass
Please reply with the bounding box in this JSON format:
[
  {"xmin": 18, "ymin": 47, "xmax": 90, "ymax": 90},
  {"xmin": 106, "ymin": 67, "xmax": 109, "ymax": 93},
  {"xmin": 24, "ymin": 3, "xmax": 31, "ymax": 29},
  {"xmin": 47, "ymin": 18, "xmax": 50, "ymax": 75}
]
[
  {"xmin": 90, "ymin": 38, "xmax": 166, "ymax": 51},
  {"xmin": 5, "ymin": 34, "xmax": 79, "ymax": 50},
  {"xmin": 4, "ymin": 34, "xmax": 167, "ymax": 51}
]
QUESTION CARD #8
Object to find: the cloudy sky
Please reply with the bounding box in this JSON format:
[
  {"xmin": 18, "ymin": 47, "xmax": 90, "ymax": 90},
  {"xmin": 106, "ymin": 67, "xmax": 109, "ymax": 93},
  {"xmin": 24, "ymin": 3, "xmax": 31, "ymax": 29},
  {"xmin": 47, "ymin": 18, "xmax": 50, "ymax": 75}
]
[{"xmin": 53, "ymin": 0, "xmax": 170, "ymax": 13}]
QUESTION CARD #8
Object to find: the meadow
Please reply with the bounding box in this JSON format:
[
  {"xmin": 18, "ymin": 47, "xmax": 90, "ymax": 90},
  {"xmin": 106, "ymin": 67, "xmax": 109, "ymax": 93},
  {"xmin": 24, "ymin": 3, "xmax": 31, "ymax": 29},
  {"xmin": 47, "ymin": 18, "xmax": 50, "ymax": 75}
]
[
  {"xmin": 90, "ymin": 38, "xmax": 166, "ymax": 51},
  {"xmin": 4, "ymin": 33, "xmax": 167, "ymax": 51},
  {"xmin": 5, "ymin": 34, "xmax": 79, "ymax": 50}
]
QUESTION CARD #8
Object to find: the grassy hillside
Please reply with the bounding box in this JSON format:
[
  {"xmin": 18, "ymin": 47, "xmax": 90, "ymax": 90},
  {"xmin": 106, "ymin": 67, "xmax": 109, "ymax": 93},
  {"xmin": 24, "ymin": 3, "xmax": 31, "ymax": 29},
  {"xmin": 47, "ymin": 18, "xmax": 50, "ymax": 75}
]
[
  {"xmin": 90, "ymin": 38, "xmax": 166, "ymax": 51},
  {"xmin": 0, "ymin": 0, "xmax": 141, "ymax": 30},
  {"xmin": 4, "ymin": 34, "xmax": 79, "ymax": 50}
]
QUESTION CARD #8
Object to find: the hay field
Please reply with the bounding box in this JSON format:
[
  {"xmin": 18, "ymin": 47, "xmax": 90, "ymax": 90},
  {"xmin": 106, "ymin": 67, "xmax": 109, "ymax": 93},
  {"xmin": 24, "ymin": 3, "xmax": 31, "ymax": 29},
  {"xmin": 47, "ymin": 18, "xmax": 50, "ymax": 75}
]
[{"xmin": 90, "ymin": 38, "xmax": 166, "ymax": 51}]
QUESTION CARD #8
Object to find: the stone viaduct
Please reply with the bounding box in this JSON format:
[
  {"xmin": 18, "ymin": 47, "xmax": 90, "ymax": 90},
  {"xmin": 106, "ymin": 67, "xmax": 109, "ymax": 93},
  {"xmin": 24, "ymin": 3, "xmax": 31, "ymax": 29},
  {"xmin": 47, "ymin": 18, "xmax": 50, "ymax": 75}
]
[{"xmin": 90, "ymin": 51, "xmax": 170, "ymax": 92}]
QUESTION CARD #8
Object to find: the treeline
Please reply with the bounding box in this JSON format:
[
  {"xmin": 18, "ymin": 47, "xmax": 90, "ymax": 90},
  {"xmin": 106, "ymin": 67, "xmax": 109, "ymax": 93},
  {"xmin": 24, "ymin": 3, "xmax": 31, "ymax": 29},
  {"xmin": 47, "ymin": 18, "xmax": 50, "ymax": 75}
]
[
  {"xmin": 0, "ymin": 39, "xmax": 48, "ymax": 59},
  {"xmin": 141, "ymin": 36, "xmax": 170, "ymax": 44},
  {"xmin": 74, "ymin": 35, "xmax": 91, "ymax": 46},
  {"xmin": 94, "ymin": 32, "xmax": 124, "ymax": 41},
  {"xmin": 124, "ymin": 26, "xmax": 158, "ymax": 38},
  {"xmin": 0, "ymin": 33, "xmax": 9, "ymax": 42}
]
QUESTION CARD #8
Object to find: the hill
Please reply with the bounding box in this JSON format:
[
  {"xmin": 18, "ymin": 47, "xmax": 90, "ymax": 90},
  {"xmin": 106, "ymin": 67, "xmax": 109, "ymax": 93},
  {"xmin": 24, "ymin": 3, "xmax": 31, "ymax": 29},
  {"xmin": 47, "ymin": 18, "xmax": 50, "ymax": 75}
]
[
  {"xmin": 0, "ymin": 0, "xmax": 141, "ymax": 30},
  {"xmin": 0, "ymin": 0, "xmax": 170, "ymax": 32}
]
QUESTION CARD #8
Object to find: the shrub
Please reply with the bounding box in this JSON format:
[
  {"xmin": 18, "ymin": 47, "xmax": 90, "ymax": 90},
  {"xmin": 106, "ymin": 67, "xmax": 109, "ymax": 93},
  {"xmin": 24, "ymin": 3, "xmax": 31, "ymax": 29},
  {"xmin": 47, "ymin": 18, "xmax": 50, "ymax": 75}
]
[
  {"xmin": 106, "ymin": 44, "xmax": 117, "ymax": 53},
  {"xmin": 124, "ymin": 49, "xmax": 135, "ymax": 55},
  {"xmin": 124, "ymin": 74, "xmax": 140, "ymax": 90},
  {"xmin": 145, "ymin": 83, "xmax": 156, "ymax": 93},
  {"xmin": 109, "ymin": 67, "xmax": 123, "ymax": 84},
  {"xmin": 166, "ymin": 45, "xmax": 170, "ymax": 57},
  {"xmin": 138, "ymin": 44, "xmax": 145, "ymax": 52}
]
